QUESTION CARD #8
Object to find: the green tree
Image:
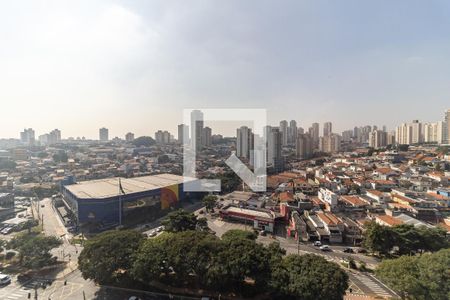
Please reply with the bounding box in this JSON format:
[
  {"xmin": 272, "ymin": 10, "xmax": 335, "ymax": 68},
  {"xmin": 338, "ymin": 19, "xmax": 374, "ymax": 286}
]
[
  {"xmin": 376, "ymin": 249, "xmax": 450, "ymax": 299},
  {"xmin": 8, "ymin": 233, "xmax": 62, "ymax": 269},
  {"xmin": 37, "ymin": 151, "xmax": 48, "ymax": 158},
  {"xmin": 132, "ymin": 233, "xmax": 171, "ymax": 284},
  {"xmin": 270, "ymin": 254, "xmax": 349, "ymax": 300},
  {"xmin": 161, "ymin": 209, "xmax": 199, "ymax": 232},
  {"xmin": 210, "ymin": 232, "xmax": 272, "ymax": 292},
  {"xmin": 202, "ymin": 194, "xmax": 218, "ymax": 212},
  {"xmin": 132, "ymin": 136, "xmax": 155, "ymax": 147},
  {"xmin": 78, "ymin": 230, "xmax": 144, "ymax": 284},
  {"xmin": 416, "ymin": 249, "xmax": 450, "ymax": 300},
  {"xmin": 363, "ymin": 221, "xmax": 397, "ymax": 256},
  {"xmin": 392, "ymin": 224, "xmax": 422, "ymax": 255},
  {"xmin": 221, "ymin": 229, "xmax": 257, "ymax": 241}
]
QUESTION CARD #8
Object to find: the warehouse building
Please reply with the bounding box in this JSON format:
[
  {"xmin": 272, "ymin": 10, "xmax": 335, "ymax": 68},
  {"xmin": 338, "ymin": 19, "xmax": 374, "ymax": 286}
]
[{"xmin": 61, "ymin": 174, "xmax": 199, "ymax": 231}]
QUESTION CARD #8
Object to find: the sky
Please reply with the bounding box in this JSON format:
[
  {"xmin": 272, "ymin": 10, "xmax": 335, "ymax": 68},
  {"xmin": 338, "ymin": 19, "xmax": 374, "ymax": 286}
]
[{"xmin": 1, "ymin": 0, "xmax": 450, "ymax": 139}]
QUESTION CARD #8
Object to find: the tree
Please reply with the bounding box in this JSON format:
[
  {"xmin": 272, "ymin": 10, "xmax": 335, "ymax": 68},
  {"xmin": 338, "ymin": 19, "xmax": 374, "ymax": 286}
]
[
  {"xmin": 363, "ymin": 221, "xmax": 397, "ymax": 256},
  {"xmin": 210, "ymin": 231, "xmax": 272, "ymax": 292},
  {"xmin": 8, "ymin": 233, "xmax": 62, "ymax": 269},
  {"xmin": 364, "ymin": 222, "xmax": 449, "ymax": 256},
  {"xmin": 161, "ymin": 209, "xmax": 200, "ymax": 232},
  {"xmin": 132, "ymin": 233, "xmax": 171, "ymax": 284},
  {"xmin": 415, "ymin": 226, "xmax": 449, "ymax": 253},
  {"xmin": 37, "ymin": 151, "xmax": 48, "ymax": 158},
  {"xmin": 376, "ymin": 249, "xmax": 450, "ymax": 300},
  {"xmin": 376, "ymin": 255, "xmax": 424, "ymax": 299},
  {"xmin": 132, "ymin": 136, "xmax": 155, "ymax": 147},
  {"xmin": 221, "ymin": 229, "xmax": 257, "ymax": 241},
  {"xmin": 397, "ymin": 144, "xmax": 409, "ymax": 152},
  {"xmin": 78, "ymin": 230, "xmax": 144, "ymax": 284},
  {"xmin": 202, "ymin": 194, "xmax": 218, "ymax": 212},
  {"xmin": 270, "ymin": 254, "xmax": 349, "ymax": 300},
  {"xmin": 52, "ymin": 151, "xmax": 68, "ymax": 163}
]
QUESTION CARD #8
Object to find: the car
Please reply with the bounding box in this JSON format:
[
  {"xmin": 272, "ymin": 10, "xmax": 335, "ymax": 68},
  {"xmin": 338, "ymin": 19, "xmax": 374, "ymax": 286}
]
[
  {"xmin": 356, "ymin": 248, "xmax": 367, "ymax": 254},
  {"xmin": 0, "ymin": 274, "xmax": 11, "ymax": 285},
  {"xmin": 41, "ymin": 205, "xmax": 45, "ymax": 208},
  {"xmin": 259, "ymin": 230, "xmax": 267, "ymax": 236},
  {"xmin": 319, "ymin": 245, "xmax": 331, "ymax": 251},
  {"xmin": 156, "ymin": 226, "xmax": 164, "ymax": 232},
  {"xmin": 313, "ymin": 241, "xmax": 322, "ymax": 247},
  {"xmin": 343, "ymin": 247, "xmax": 354, "ymax": 253},
  {"xmin": 1, "ymin": 227, "xmax": 12, "ymax": 235},
  {"xmin": 128, "ymin": 297, "xmax": 142, "ymax": 300},
  {"xmin": 148, "ymin": 231, "xmax": 157, "ymax": 237}
]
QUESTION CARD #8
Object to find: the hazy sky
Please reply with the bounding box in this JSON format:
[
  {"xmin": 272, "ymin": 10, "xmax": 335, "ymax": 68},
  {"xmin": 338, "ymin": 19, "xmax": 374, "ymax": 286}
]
[{"xmin": 1, "ymin": 0, "xmax": 450, "ymax": 139}]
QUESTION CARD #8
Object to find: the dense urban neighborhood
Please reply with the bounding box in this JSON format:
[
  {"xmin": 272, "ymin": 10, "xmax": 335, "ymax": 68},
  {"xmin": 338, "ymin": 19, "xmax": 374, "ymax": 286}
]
[{"xmin": 0, "ymin": 110, "xmax": 449, "ymax": 299}]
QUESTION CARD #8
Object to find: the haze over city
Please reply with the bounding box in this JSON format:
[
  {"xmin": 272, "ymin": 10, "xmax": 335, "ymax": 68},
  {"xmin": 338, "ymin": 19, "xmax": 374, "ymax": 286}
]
[{"xmin": 1, "ymin": 0, "xmax": 450, "ymax": 139}]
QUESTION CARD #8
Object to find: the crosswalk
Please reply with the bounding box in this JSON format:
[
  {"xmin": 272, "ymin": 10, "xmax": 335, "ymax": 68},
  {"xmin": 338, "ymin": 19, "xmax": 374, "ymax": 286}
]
[
  {"xmin": 0, "ymin": 278, "xmax": 43, "ymax": 300},
  {"xmin": 0, "ymin": 278, "xmax": 83, "ymax": 300},
  {"xmin": 356, "ymin": 273, "xmax": 393, "ymax": 298}
]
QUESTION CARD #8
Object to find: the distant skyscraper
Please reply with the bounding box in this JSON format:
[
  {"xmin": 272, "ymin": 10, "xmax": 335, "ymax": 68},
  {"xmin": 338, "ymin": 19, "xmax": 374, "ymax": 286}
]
[
  {"xmin": 125, "ymin": 132, "xmax": 134, "ymax": 142},
  {"xmin": 48, "ymin": 129, "xmax": 61, "ymax": 144},
  {"xmin": 236, "ymin": 126, "xmax": 253, "ymax": 159},
  {"xmin": 155, "ymin": 130, "xmax": 171, "ymax": 144},
  {"xmin": 201, "ymin": 126, "xmax": 212, "ymax": 147},
  {"xmin": 319, "ymin": 133, "xmax": 341, "ymax": 153},
  {"xmin": 311, "ymin": 123, "xmax": 319, "ymax": 148},
  {"xmin": 279, "ymin": 120, "xmax": 288, "ymax": 146},
  {"xmin": 99, "ymin": 127, "xmax": 109, "ymax": 142},
  {"xmin": 190, "ymin": 110, "xmax": 204, "ymax": 151},
  {"xmin": 177, "ymin": 124, "xmax": 189, "ymax": 145},
  {"xmin": 369, "ymin": 130, "xmax": 387, "ymax": 149},
  {"xmin": 296, "ymin": 133, "xmax": 313, "ymax": 159},
  {"xmin": 267, "ymin": 128, "xmax": 283, "ymax": 172},
  {"xmin": 395, "ymin": 120, "xmax": 423, "ymax": 145},
  {"xmin": 445, "ymin": 109, "xmax": 450, "ymax": 144},
  {"xmin": 342, "ymin": 130, "xmax": 353, "ymax": 142},
  {"xmin": 323, "ymin": 122, "xmax": 332, "ymax": 137},
  {"xmin": 288, "ymin": 120, "xmax": 297, "ymax": 144},
  {"xmin": 20, "ymin": 128, "xmax": 35, "ymax": 145}
]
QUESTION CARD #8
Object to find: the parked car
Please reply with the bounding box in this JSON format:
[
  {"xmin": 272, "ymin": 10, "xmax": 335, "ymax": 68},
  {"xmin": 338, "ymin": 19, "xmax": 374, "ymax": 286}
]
[
  {"xmin": 313, "ymin": 241, "xmax": 322, "ymax": 247},
  {"xmin": 343, "ymin": 247, "xmax": 354, "ymax": 253},
  {"xmin": 259, "ymin": 230, "xmax": 267, "ymax": 236},
  {"xmin": 156, "ymin": 226, "xmax": 164, "ymax": 232},
  {"xmin": 320, "ymin": 245, "xmax": 331, "ymax": 251},
  {"xmin": 148, "ymin": 231, "xmax": 157, "ymax": 237},
  {"xmin": 1, "ymin": 226, "xmax": 12, "ymax": 235},
  {"xmin": 356, "ymin": 248, "xmax": 367, "ymax": 254},
  {"xmin": 0, "ymin": 274, "xmax": 11, "ymax": 285}
]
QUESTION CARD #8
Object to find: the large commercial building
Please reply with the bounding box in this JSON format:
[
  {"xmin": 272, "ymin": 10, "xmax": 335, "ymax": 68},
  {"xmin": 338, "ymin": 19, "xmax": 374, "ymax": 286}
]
[{"xmin": 61, "ymin": 174, "xmax": 199, "ymax": 231}]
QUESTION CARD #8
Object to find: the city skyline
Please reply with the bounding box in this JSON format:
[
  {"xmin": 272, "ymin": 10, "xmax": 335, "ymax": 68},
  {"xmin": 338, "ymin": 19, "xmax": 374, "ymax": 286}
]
[
  {"xmin": 1, "ymin": 1, "xmax": 450, "ymax": 138},
  {"xmin": 8, "ymin": 107, "xmax": 449, "ymax": 142}
]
